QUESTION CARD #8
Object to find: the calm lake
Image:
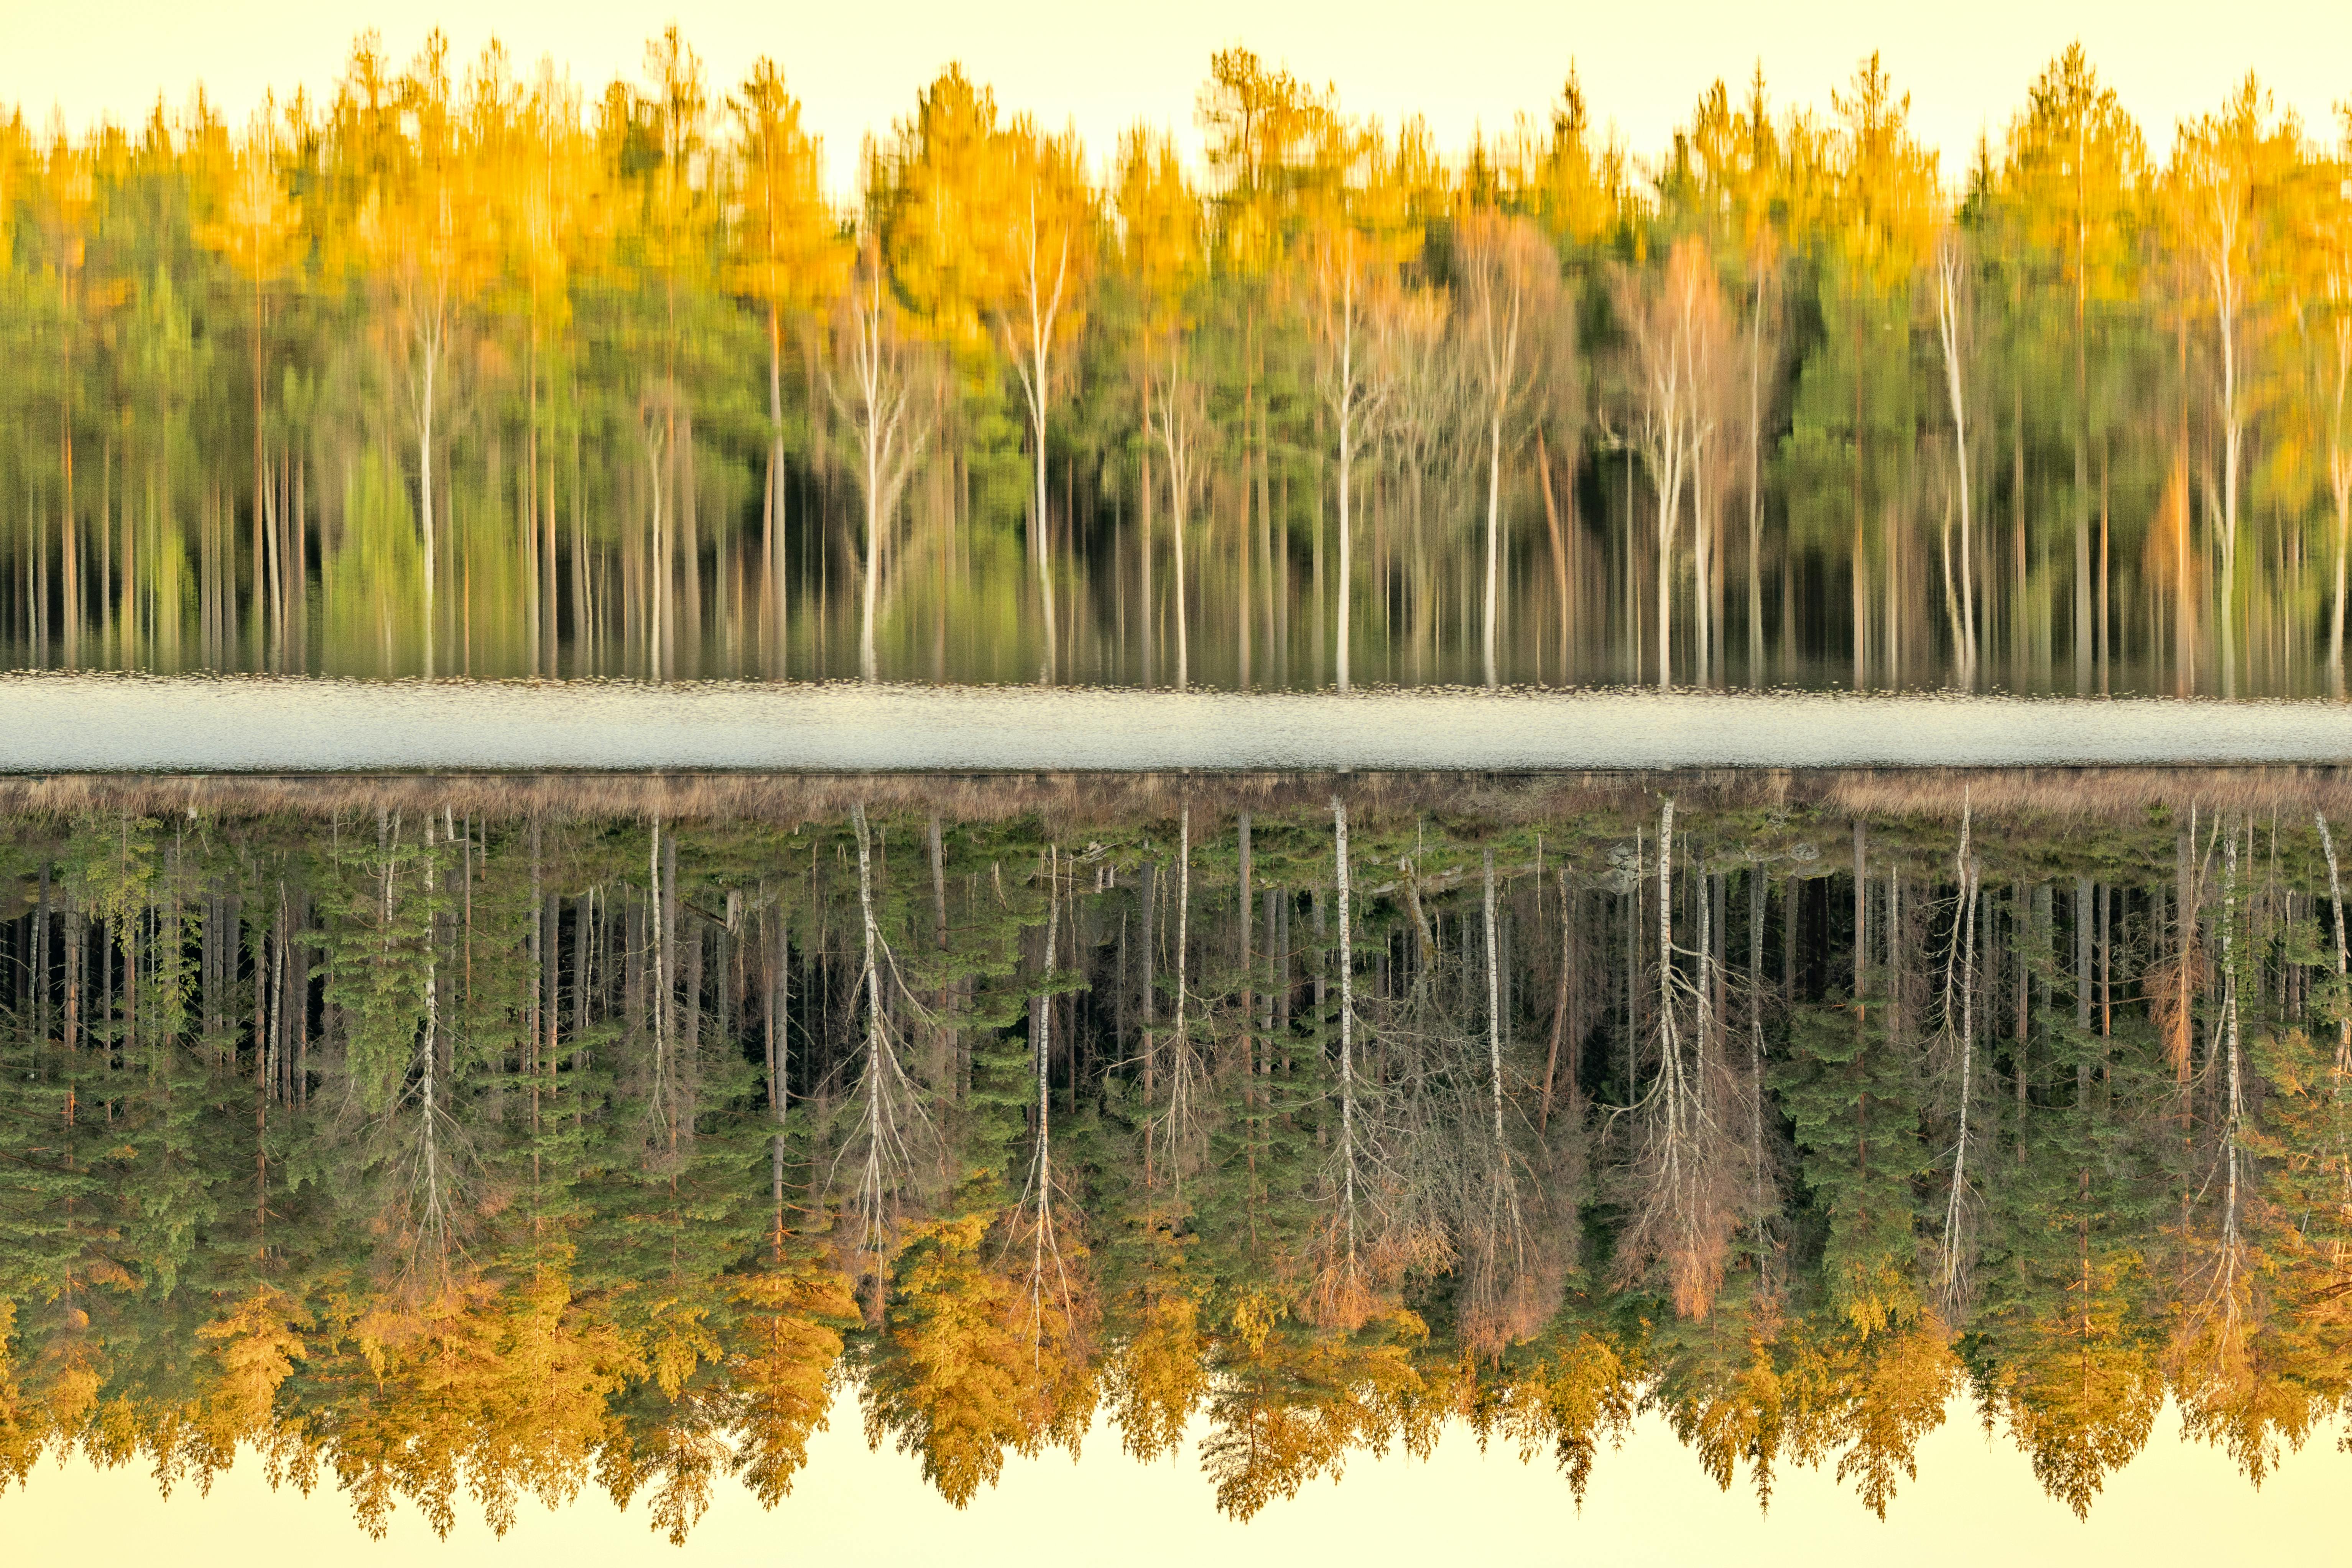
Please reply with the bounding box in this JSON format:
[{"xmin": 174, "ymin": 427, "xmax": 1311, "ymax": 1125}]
[{"xmin": 10, "ymin": 674, "xmax": 2352, "ymax": 771}]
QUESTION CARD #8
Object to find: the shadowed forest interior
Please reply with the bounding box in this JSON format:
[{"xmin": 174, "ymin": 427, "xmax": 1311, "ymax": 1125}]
[
  {"xmin": 5, "ymin": 768, "xmax": 2352, "ymax": 1541},
  {"xmin": 3, "ymin": 37, "xmax": 2352, "ymax": 692}
]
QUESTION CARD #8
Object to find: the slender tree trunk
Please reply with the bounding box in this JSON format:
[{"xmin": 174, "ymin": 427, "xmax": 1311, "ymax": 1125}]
[
  {"xmin": 1747, "ymin": 267, "xmax": 1766, "ymax": 688},
  {"xmin": 1936, "ymin": 248, "xmax": 1979, "ymax": 688},
  {"xmin": 1484, "ymin": 847, "xmax": 1506, "ymax": 1149},
  {"xmin": 2217, "ymin": 243, "xmax": 2241, "ymax": 699},
  {"xmin": 1537, "ymin": 429, "xmax": 1571, "ymax": 684},
  {"xmin": 1139, "ymin": 432, "xmax": 1155, "ymax": 686},
  {"xmin": 862, "ymin": 421, "xmax": 882, "ymax": 682},
  {"xmin": 2321, "ymin": 814, "xmax": 2349, "ymax": 1075},
  {"xmin": 1333, "ymin": 794, "xmax": 1357, "ymax": 1262},
  {"xmin": 1335, "ymin": 266, "xmax": 1356, "ymax": 694},
  {"xmin": 1542, "ymin": 869, "xmax": 1572, "ymax": 1132},
  {"xmin": 768, "ymin": 298, "xmax": 788, "ymax": 679},
  {"xmin": 2329, "ymin": 324, "xmax": 2349, "ymax": 695},
  {"xmin": 418, "ymin": 313, "xmax": 439, "ymax": 680},
  {"xmin": 1484, "ymin": 408, "xmax": 1503, "ymax": 689}
]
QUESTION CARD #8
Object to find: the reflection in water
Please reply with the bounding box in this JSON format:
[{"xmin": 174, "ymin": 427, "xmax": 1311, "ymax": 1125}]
[{"xmin": 4, "ymin": 769, "xmax": 2352, "ymax": 1540}]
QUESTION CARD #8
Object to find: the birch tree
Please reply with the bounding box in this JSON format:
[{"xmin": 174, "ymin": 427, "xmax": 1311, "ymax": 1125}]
[
  {"xmin": 1610, "ymin": 796, "xmax": 1740, "ymax": 1317},
  {"xmin": 1455, "ymin": 211, "xmax": 1558, "ymax": 688},
  {"xmin": 1933, "ymin": 232, "xmax": 1981, "ymax": 688},
  {"xmin": 1613, "ymin": 239, "xmax": 1724, "ymax": 690},
  {"xmin": 829, "ymin": 231, "xmax": 934, "ymax": 682},
  {"xmin": 839, "ymin": 802, "xmax": 936, "ymax": 1312},
  {"xmin": 2169, "ymin": 79, "xmax": 2294, "ymax": 698},
  {"xmin": 1311, "ymin": 224, "xmax": 1386, "ymax": 694},
  {"xmin": 994, "ymin": 122, "xmax": 1095, "ymax": 686},
  {"xmin": 1935, "ymin": 792, "xmax": 1981, "ymax": 1313}
]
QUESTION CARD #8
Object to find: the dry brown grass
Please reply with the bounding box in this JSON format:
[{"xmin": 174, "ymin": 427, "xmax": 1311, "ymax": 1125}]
[{"xmin": 4, "ymin": 764, "xmax": 2347, "ymax": 834}]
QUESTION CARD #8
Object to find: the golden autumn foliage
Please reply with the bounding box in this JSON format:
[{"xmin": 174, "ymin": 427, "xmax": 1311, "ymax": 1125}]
[
  {"xmin": 5, "ymin": 34, "xmax": 2352, "ymax": 694},
  {"xmin": 16, "ymin": 780, "xmax": 2352, "ymax": 1545},
  {"xmin": 729, "ymin": 1253, "xmax": 860, "ymax": 1508}
]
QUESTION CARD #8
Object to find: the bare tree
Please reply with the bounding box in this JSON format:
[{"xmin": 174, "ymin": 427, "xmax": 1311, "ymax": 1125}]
[
  {"xmin": 1004, "ymin": 846, "xmax": 1087, "ymax": 1354},
  {"xmin": 1609, "ymin": 796, "xmax": 1743, "ymax": 1317},
  {"xmin": 1147, "ymin": 349, "xmax": 1206, "ymax": 689},
  {"xmin": 1150, "ymin": 803, "xmax": 1209, "ymax": 1189},
  {"xmin": 1378, "ymin": 286, "xmax": 1457, "ymax": 544},
  {"xmin": 1313, "ymin": 229, "xmax": 1391, "ymax": 694},
  {"xmin": 1457, "ymin": 213, "xmax": 1560, "ymax": 688},
  {"xmin": 2173, "ymin": 815, "xmax": 2257, "ymax": 1422},
  {"xmin": 1935, "ymin": 790, "xmax": 1982, "ymax": 1316},
  {"xmin": 1934, "ymin": 234, "xmax": 1982, "ymax": 689},
  {"xmin": 1612, "ymin": 239, "xmax": 1726, "ymax": 689},
  {"xmin": 1375, "ymin": 284, "xmax": 1459, "ymax": 680},
  {"xmin": 834, "ymin": 802, "xmax": 938, "ymax": 1314},
  {"xmin": 829, "ymin": 244, "xmax": 934, "ymax": 683},
  {"xmin": 999, "ymin": 178, "xmax": 1081, "ymax": 685}
]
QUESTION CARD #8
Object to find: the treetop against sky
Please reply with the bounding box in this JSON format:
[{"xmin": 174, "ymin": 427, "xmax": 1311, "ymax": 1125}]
[{"xmin": 0, "ymin": 0, "xmax": 2347, "ymax": 192}]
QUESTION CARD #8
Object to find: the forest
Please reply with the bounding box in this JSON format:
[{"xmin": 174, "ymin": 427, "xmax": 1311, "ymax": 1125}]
[
  {"xmin": 1, "ymin": 36, "xmax": 2350, "ymax": 693},
  {"xmin": 3, "ymin": 768, "xmax": 2352, "ymax": 1539}
]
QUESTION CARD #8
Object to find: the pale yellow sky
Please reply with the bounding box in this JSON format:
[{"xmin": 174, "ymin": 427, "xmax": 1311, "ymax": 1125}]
[
  {"xmin": 3, "ymin": 1398, "xmax": 2346, "ymax": 1566},
  {"xmin": 0, "ymin": 0, "xmax": 2346, "ymax": 195}
]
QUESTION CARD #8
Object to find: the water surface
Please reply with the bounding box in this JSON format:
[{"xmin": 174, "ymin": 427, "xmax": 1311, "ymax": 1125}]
[{"xmin": 10, "ymin": 673, "xmax": 2352, "ymax": 772}]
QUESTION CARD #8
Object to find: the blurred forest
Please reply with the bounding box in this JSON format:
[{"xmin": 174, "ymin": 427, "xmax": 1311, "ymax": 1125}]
[
  {"xmin": 3, "ymin": 35, "xmax": 2352, "ymax": 692},
  {"xmin": 5, "ymin": 768, "xmax": 2352, "ymax": 1537}
]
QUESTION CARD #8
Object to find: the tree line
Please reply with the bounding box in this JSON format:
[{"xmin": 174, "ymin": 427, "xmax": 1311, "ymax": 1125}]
[
  {"xmin": 3, "ymin": 769, "xmax": 2352, "ymax": 1537},
  {"xmin": 2, "ymin": 37, "xmax": 2351, "ymax": 691}
]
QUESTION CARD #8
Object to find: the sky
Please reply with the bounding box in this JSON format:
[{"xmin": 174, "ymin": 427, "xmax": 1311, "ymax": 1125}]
[
  {"xmin": 0, "ymin": 0, "xmax": 2347, "ymax": 194},
  {"xmin": 4, "ymin": 1398, "xmax": 2348, "ymax": 1567}
]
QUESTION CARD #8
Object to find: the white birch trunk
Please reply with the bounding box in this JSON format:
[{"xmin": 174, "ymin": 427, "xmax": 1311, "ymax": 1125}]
[
  {"xmin": 1154, "ymin": 354, "xmax": 1194, "ymax": 691},
  {"xmin": 1484, "ymin": 410, "xmax": 1503, "ymax": 689},
  {"xmin": 1940, "ymin": 793, "xmax": 1979, "ymax": 1302},
  {"xmin": 1336, "ymin": 262, "xmax": 1357, "ymax": 694},
  {"xmin": 418, "ymin": 310, "xmax": 440, "ymax": 680},
  {"xmin": 2222, "ymin": 825, "xmax": 2243, "ymax": 1274},
  {"xmin": 1936, "ymin": 247, "xmax": 1979, "ymax": 688},
  {"xmin": 1333, "ymin": 794, "xmax": 1355, "ymax": 1257},
  {"xmin": 2329, "ymin": 317, "xmax": 2350, "ymax": 694},
  {"xmin": 1484, "ymin": 846, "xmax": 1505, "ymax": 1149},
  {"xmin": 1008, "ymin": 201, "xmax": 1069, "ymax": 688},
  {"xmin": 1654, "ymin": 431, "xmax": 1683, "ymax": 692}
]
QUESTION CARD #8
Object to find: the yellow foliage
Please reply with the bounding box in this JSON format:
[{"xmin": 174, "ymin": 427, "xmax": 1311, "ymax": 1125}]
[
  {"xmin": 196, "ymin": 1286, "xmax": 309, "ymax": 1441},
  {"xmin": 1108, "ymin": 1287, "xmax": 1206, "ymax": 1463},
  {"xmin": 860, "ymin": 1210, "xmax": 1025, "ymax": 1507},
  {"xmin": 730, "ymin": 1255, "xmax": 857, "ymax": 1508}
]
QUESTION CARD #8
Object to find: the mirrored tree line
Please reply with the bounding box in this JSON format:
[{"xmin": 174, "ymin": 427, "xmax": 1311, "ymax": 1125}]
[
  {"xmin": 4, "ymin": 38, "xmax": 2352, "ymax": 692},
  {"xmin": 5, "ymin": 769, "xmax": 2352, "ymax": 1538}
]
